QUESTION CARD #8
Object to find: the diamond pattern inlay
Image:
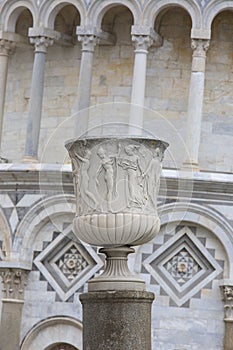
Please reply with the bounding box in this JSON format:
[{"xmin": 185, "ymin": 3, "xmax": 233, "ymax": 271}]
[
  {"xmin": 165, "ymin": 248, "xmax": 201, "ymax": 285},
  {"xmin": 56, "ymin": 244, "xmax": 88, "ymax": 282},
  {"xmin": 143, "ymin": 226, "xmax": 223, "ymax": 306},
  {"xmin": 34, "ymin": 224, "xmax": 103, "ymax": 301}
]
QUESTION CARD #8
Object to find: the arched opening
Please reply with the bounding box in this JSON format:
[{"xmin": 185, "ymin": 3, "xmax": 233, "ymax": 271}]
[
  {"xmin": 46, "ymin": 343, "xmax": 78, "ymax": 350},
  {"xmin": 144, "ymin": 6, "xmax": 192, "ymax": 169},
  {"xmin": 36, "ymin": 6, "xmax": 81, "ymax": 159},
  {"xmin": 201, "ymin": 10, "xmax": 233, "ymax": 172},
  {"xmin": 91, "ymin": 5, "xmax": 134, "ymax": 107},
  {"xmin": 20, "ymin": 316, "xmax": 82, "ymax": 350},
  {"xmin": 1, "ymin": 5, "xmax": 34, "ymax": 162},
  {"xmin": 101, "ymin": 5, "xmax": 133, "ymax": 44},
  {"xmin": 156, "ymin": 6, "xmax": 191, "ymax": 38},
  {"xmin": 15, "ymin": 8, "xmax": 33, "ymax": 37},
  {"xmin": 155, "ymin": 6, "xmax": 192, "ymax": 105},
  {"xmin": 54, "ymin": 5, "xmax": 80, "ymax": 39}
]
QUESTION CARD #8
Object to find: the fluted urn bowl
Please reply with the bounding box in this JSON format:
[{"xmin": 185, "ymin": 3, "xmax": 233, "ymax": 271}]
[{"xmin": 65, "ymin": 136, "xmax": 168, "ymax": 248}]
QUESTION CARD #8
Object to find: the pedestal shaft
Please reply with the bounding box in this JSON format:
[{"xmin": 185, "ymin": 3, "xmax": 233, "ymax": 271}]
[{"xmin": 80, "ymin": 291, "xmax": 154, "ymax": 350}]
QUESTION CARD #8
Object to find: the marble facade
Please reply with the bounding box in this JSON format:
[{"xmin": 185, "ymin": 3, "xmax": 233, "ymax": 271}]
[{"xmin": 0, "ymin": 0, "xmax": 232, "ymax": 349}]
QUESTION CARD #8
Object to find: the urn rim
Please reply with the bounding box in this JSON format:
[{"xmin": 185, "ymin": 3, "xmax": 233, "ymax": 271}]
[{"xmin": 65, "ymin": 135, "xmax": 169, "ymax": 151}]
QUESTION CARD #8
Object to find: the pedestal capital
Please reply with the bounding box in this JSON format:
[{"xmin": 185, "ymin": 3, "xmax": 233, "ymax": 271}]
[
  {"xmin": 0, "ymin": 268, "xmax": 29, "ymax": 301},
  {"xmin": 30, "ymin": 36, "xmax": 54, "ymax": 53},
  {"xmin": 0, "ymin": 39, "xmax": 15, "ymax": 56}
]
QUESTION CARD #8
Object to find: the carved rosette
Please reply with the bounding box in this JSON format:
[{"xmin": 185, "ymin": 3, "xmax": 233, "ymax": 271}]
[
  {"xmin": 220, "ymin": 285, "xmax": 233, "ymax": 321},
  {"xmin": 66, "ymin": 137, "xmax": 168, "ymax": 248},
  {"xmin": 0, "ymin": 268, "xmax": 28, "ymax": 301}
]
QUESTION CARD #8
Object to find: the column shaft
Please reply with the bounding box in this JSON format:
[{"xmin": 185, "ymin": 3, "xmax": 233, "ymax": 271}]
[
  {"xmin": 74, "ymin": 34, "xmax": 97, "ymax": 137},
  {"xmin": 24, "ymin": 36, "xmax": 53, "ymax": 162},
  {"xmin": 131, "ymin": 50, "xmax": 148, "ymax": 107},
  {"xmin": 25, "ymin": 51, "xmax": 46, "ymax": 158},
  {"xmin": 0, "ymin": 40, "xmax": 14, "ymax": 155},
  {"xmin": 183, "ymin": 39, "xmax": 209, "ymax": 170},
  {"xmin": 129, "ymin": 35, "xmax": 152, "ymax": 136}
]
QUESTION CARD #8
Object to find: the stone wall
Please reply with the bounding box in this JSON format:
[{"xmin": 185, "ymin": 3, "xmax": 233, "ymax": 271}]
[
  {"xmin": 0, "ymin": 3, "xmax": 232, "ymax": 171},
  {"xmin": 0, "ymin": 1, "xmax": 233, "ymax": 349}
]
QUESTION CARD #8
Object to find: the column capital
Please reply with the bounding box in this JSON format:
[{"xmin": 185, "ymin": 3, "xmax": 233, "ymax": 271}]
[
  {"xmin": 191, "ymin": 39, "xmax": 209, "ymax": 72},
  {"xmin": 29, "ymin": 26, "xmax": 60, "ymax": 53},
  {"xmin": 191, "ymin": 39, "xmax": 210, "ymax": 56},
  {"xmin": 131, "ymin": 35, "xmax": 154, "ymax": 53},
  {"xmin": 0, "ymin": 39, "xmax": 15, "ymax": 56},
  {"xmin": 131, "ymin": 25, "xmax": 162, "ymax": 52},
  {"xmin": 0, "ymin": 268, "xmax": 29, "ymax": 301},
  {"xmin": 30, "ymin": 36, "xmax": 54, "ymax": 53},
  {"xmin": 76, "ymin": 26, "xmax": 99, "ymax": 52},
  {"xmin": 220, "ymin": 284, "xmax": 233, "ymax": 321},
  {"xmin": 78, "ymin": 34, "xmax": 98, "ymax": 52}
]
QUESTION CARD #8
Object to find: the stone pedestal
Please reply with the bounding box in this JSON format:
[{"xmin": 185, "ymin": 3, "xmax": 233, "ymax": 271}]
[
  {"xmin": 80, "ymin": 291, "xmax": 154, "ymax": 350},
  {"xmin": 66, "ymin": 136, "xmax": 168, "ymax": 350}
]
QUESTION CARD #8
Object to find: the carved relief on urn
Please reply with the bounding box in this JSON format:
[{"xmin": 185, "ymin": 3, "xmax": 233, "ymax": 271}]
[
  {"xmin": 66, "ymin": 137, "xmax": 168, "ymax": 247},
  {"xmin": 66, "ymin": 136, "xmax": 168, "ymax": 291}
]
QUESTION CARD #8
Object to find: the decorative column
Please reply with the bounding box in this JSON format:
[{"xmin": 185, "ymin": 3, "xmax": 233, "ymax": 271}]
[
  {"xmin": 183, "ymin": 39, "xmax": 210, "ymax": 170},
  {"xmin": 66, "ymin": 136, "xmax": 168, "ymax": 350},
  {"xmin": 74, "ymin": 27, "xmax": 98, "ymax": 137},
  {"xmin": 24, "ymin": 30, "xmax": 55, "ymax": 162},
  {"xmin": 0, "ymin": 38, "xmax": 15, "ymax": 162},
  {"xmin": 220, "ymin": 284, "xmax": 233, "ymax": 350},
  {"xmin": 129, "ymin": 26, "xmax": 162, "ymax": 135},
  {"xmin": 0, "ymin": 268, "xmax": 29, "ymax": 350}
]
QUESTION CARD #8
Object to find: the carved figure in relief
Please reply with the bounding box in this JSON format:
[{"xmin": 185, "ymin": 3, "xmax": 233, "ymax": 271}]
[
  {"xmin": 142, "ymin": 147, "xmax": 162, "ymax": 209},
  {"xmin": 71, "ymin": 156, "xmax": 81, "ymax": 214},
  {"xmin": 74, "ymin": 148, "xmax": 99, "ymax": 210},
  {"xmin": 96, "ymin": 144, "xmax": 120, "ymax": 211},
  {"xmin": 118, "ymin": 144, "xmax": 145, "ymax": 208},
  {"xmin": 223, "ymin": 286, "xmax": 233, "ymax": 300}
]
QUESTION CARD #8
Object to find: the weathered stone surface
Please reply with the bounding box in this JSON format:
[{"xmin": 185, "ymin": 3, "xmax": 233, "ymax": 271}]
[
  {"xmin": 80, "ymin": 291, "xmax": 154, "ymax": 350},
  {"xmin": 224, "ymin": 322, "xmax": 233, "ymax": 350}
]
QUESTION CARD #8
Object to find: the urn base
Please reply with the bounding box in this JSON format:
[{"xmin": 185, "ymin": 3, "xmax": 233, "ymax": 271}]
[{"xmin": 88, "ymin": 246, "xmax": 145, "ymax": 291}]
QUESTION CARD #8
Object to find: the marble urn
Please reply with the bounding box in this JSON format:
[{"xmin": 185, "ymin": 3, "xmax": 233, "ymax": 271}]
[{"xmin": 65, "ymin": 136, "xmax": 168, "ymax": 291}]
